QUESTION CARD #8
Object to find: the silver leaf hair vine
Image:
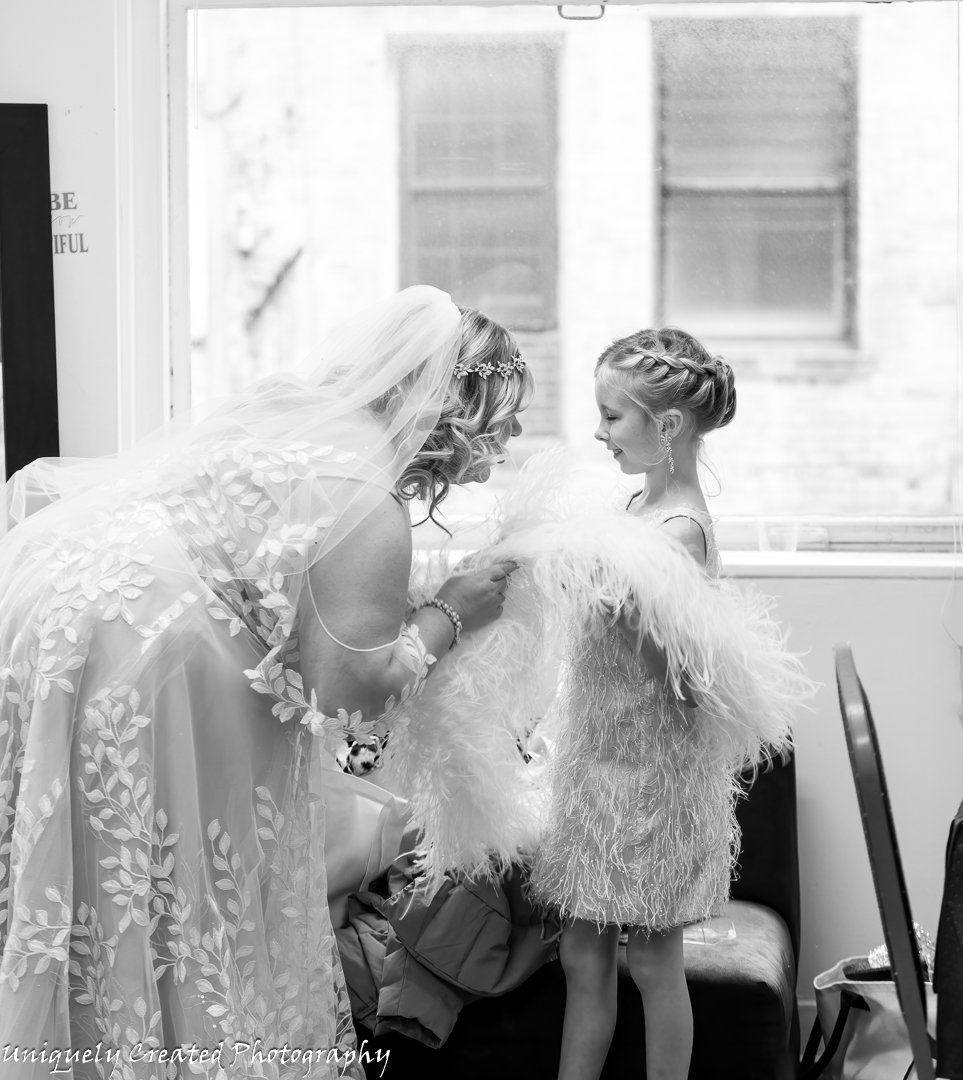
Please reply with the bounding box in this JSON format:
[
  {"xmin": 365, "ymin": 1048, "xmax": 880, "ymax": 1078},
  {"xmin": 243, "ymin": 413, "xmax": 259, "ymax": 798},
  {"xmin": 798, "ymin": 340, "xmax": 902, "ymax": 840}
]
[{"xmin": 453, "ymin": 351, "xmax": 527, "ymax": 380}]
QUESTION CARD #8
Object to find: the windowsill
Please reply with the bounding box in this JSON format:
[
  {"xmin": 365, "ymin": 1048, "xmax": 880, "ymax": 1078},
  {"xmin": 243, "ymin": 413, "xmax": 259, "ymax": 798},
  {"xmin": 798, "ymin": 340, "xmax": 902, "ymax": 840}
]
[
  {"xmin": 413, "ymin": 541, "xmax": 963, "ymax": 580},
  {"xmin": 413, "ymin": 509, "xmax": 963, "ymax": 578},
  {"xmin": 718, "ymin": 516, "xmax": 962, "ymax": 555},
  {"xmin": 721, "ymin": 550, "xmax": 963, "ymax": 580}
]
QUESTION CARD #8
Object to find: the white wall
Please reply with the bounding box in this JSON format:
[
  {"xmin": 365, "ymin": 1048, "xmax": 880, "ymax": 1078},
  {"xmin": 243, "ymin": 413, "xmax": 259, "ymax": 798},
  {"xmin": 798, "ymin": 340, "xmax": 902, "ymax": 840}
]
[
  {"xmin": 0, "ymin": 0, "xmax": 121, "ymax": 457},
  {"xmin": 730, "ymin": 563, "xmax": 963, "ymax": 1012},
  {"xmin": 2, "ymin": 0, "xmax": 962, "ymax": 1033},
  {"xmin": 0, "ymin": 0, "xmax": 169, "ymax": 456}
]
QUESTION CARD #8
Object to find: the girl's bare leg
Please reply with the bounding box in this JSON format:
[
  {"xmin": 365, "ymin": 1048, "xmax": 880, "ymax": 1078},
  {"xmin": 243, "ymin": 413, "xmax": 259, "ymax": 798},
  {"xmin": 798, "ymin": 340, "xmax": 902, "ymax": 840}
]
[
  {"xmin": 626, "ymin": 925, "xmax": 692, "ymax": 1080},
  {"xmin": 557, "ymin": 919, "xmax": 621, "ymax": 1080}
]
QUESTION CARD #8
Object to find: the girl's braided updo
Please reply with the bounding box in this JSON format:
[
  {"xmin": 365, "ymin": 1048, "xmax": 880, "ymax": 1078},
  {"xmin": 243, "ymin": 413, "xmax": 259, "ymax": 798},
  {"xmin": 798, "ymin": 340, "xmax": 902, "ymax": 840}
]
[{"xmin": 595, "ymin": 327, "xmax": 735, "ymax": 435}]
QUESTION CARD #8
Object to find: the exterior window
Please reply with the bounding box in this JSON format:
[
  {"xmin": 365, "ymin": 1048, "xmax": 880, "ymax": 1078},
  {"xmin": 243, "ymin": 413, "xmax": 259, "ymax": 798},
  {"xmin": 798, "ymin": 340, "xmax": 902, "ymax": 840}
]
[
  {"xmin": 656, "ymin": 18, "xmax": 856, "ymax": 340},
  {"xmin": 398, "ymin": 41, "xmax": 557, "ymax": 332},
  {"xmin": 184, "ymin": 5, "xmax": 960, "ymax": 535}
]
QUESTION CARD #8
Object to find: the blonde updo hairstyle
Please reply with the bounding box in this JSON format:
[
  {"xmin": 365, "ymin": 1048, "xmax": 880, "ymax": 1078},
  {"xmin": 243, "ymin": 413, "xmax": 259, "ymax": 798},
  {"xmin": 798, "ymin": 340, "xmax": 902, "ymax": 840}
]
[
  {"xmin": 398, "ymin": 307, "xmax": 534, "ymax": 521},
  {"xmin": 595, "ymin": 326, "xmax": 735, "ymax": 439}
]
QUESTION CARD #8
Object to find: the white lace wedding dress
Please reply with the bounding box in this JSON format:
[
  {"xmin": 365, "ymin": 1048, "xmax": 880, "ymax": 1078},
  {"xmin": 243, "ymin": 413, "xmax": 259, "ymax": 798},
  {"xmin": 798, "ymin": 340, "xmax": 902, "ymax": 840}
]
[{"xmin": 0, "ymin": 286, "xmax": 462, "ymax": 1079}]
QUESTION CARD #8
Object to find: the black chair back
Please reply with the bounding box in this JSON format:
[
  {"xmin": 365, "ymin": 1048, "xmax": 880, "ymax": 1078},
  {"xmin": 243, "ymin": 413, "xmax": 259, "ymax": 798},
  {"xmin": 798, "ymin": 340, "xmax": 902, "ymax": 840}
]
[
  {"xmin": 935, "ymin": 797, "xmax": 963, "ymax": 1079},
  {"xmin": 833, "ymin": 643, "xmax": 935, "ymax": 1080}
]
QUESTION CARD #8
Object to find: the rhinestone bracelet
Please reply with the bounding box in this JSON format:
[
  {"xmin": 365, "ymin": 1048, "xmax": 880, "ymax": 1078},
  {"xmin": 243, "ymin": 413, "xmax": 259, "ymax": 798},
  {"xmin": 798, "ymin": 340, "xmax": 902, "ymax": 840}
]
[{"xmin": 423, "ymin": 597, "xmax": 462, "ymax": 650}]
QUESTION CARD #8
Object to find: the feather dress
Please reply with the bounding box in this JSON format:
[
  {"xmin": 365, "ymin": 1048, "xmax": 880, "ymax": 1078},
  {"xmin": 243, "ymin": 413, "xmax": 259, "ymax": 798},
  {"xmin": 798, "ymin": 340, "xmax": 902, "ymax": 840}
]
[
  {"xmin": 379, "ymin": 455, "xmax": 811, "ymax": 899},
  {"xmin": 525, "ymin": 504, "xmax": 737, "ymax": 930}
]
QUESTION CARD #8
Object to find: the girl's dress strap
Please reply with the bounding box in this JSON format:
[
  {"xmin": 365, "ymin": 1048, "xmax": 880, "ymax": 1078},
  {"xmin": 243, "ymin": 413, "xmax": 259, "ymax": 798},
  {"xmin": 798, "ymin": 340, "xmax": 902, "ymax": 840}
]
[
  {"xmin": 642, "ymin": 506, "xmax": 721, "ymax": 577},
  {"xmin": 660, "ymin": 512, "xmax": 709, "ymax": 563}
]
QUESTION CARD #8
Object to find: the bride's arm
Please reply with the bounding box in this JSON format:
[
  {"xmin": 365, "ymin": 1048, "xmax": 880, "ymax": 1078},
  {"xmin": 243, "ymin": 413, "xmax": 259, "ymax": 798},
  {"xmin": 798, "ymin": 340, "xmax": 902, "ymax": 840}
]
[
  {"xmin": 296, "ymin": 493, "xmax": 449, "ymax": 721},
  {"xmin": 297, "ymin": 491, "xmax": 510, "ymax": 724}
]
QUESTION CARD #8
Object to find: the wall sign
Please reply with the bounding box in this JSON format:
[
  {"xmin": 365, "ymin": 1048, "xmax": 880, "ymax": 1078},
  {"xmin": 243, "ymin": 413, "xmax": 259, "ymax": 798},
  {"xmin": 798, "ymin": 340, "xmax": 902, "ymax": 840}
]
[{"xmin": 51, "ymin": 189, "xmax": 88, "ymax": 254}]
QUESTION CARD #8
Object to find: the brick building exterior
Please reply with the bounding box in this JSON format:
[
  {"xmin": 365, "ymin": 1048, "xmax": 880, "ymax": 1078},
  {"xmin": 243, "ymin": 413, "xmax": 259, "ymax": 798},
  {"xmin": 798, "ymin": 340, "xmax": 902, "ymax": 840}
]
[{"xmin": 189, "ymin": 2, "xmax": 960, "ymax": 524}]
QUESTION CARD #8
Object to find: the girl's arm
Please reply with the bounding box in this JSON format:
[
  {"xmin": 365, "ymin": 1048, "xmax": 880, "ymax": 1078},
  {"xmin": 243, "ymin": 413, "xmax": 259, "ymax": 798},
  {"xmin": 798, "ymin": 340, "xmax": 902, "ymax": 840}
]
[{"xmin": 614, "ymin": 516, "xmax": 708, "ymax": 707}]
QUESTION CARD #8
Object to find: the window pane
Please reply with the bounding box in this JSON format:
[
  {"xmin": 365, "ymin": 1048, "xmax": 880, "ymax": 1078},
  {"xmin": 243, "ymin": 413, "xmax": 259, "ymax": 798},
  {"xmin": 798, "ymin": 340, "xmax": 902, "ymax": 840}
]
[
  {"xmin": 658, "ymin": 18, "xmax": 854, "ymax": 184},
  {"xmin": 405, "ymin": 47, "xmax": 551, "ymax": 182},
  {"xmin": 657, "ymin": 17, "xmax": 854, "ymax": 337},
  {"xmin": 664, "ymin": 193, "xmax": 845, "ymax": 337},
  {"xmin": 407, "ymin": 191, "xmax": 548, "ymax": 323},
  {"xmin": 401, "ymin": 42, "xmax": 556, "ymax": 328}
]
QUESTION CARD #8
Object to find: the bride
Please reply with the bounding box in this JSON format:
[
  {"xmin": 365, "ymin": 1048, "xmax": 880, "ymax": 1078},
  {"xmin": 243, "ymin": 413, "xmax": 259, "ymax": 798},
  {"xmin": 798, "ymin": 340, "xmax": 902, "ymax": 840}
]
[{"xmin": 0, "ymin": 286, "xmax": 532, "ymax": 1078}]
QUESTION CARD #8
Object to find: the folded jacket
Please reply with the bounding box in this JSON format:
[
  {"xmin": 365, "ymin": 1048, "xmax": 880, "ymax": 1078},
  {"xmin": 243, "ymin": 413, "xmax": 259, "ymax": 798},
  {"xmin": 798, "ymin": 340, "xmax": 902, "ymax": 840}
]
[{"xmin": 336, "ymin": 852, "xmax": 558, "ymax": 1046}]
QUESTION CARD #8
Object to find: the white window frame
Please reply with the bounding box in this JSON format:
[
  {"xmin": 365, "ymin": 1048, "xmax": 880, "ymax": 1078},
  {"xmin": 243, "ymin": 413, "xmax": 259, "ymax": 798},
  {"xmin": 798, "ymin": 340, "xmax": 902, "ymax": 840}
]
[{"xmin": 141, "ymin": 0, "xmax": 962, "ymax": 565}]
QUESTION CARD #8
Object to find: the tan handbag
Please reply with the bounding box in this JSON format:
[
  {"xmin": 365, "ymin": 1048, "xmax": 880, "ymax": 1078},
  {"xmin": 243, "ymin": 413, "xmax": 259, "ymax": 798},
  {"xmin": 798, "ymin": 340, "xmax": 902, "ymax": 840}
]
[{"xmin": 800, "ymin": 956, "xmax": 937, "ymax": 1080}]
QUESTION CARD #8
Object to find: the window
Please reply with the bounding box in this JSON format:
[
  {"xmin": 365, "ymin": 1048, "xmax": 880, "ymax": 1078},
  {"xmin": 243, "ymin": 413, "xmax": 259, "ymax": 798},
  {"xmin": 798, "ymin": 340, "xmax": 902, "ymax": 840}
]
[
  {"xmin": 656, "ymin": 18, "xmax": 856, "ymax": 341},
  {"xmin": 398, "ymin": 40, "xmax": 558, "ymax": 333},
  {"xmin": 182, "ymin": 3, "xmax": 961, "ymax": 543}
]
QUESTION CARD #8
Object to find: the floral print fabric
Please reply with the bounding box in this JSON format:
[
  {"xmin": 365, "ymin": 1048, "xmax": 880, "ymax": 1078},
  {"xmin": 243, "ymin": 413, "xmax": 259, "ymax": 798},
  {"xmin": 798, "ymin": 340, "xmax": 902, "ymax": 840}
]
[{"xmin": 0, "ymin": 437, "xmax": 426, "ymax": 1078}]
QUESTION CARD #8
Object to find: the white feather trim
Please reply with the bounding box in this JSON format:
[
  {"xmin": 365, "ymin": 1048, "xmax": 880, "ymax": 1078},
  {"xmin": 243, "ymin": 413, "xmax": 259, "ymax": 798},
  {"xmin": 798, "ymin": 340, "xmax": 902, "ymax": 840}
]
[{"xmin": 382, "ymin": 451, "xmax": 815, "ymax": 887}]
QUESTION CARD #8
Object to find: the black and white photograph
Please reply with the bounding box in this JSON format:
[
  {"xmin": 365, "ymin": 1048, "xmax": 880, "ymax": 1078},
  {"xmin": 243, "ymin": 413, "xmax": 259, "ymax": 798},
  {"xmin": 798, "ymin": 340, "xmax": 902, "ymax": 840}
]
[{"xmin": 0, "ymin": 1, "xmax": 961, "ymax": 1078}]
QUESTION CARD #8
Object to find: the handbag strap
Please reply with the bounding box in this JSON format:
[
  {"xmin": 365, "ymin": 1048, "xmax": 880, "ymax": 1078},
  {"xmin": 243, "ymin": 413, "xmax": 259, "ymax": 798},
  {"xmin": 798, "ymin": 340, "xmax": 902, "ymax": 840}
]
[{"xmin": 799, "ymin": 989, "xmax": 870, "ymax": 1080}]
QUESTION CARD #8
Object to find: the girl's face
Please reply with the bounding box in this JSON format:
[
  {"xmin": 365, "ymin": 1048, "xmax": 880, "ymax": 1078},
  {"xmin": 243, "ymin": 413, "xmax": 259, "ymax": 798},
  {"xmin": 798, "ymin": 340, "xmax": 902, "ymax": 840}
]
[{"xmin": 594, "ymin": 380, "xmax": 662, "ymax": 475}]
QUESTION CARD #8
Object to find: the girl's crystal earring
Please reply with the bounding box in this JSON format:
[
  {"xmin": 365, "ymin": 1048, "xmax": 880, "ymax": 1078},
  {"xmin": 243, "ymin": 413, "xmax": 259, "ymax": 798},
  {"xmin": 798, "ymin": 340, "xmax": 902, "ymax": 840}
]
[{"xmin": 660, "ymin": 430, "xmax": 675, "ymax": 475}]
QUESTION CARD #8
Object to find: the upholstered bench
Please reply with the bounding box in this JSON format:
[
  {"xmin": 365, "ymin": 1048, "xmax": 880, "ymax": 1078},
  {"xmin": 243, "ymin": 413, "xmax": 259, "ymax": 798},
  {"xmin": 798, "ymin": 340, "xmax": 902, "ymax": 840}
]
[{"xmin": 355, "ymin": 752, "xmax": 800, "ymax": 1080}]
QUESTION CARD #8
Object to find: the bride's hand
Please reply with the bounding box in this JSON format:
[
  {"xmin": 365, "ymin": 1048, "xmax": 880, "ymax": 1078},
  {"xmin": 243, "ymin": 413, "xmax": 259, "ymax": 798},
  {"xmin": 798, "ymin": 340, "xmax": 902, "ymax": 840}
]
[{"xmin": 434, "ymin": 559, "xmax": 519, "ymax": 634}]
